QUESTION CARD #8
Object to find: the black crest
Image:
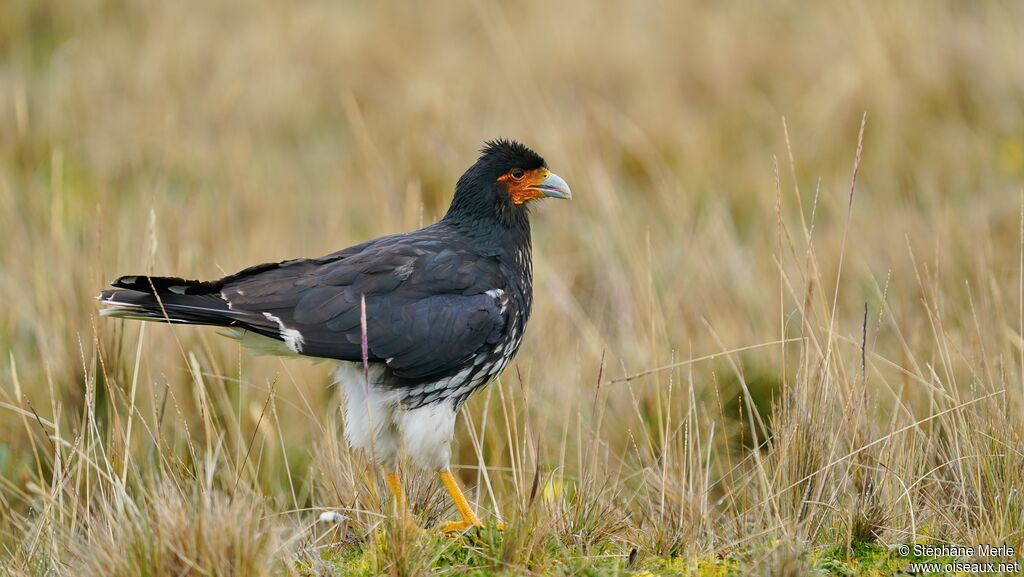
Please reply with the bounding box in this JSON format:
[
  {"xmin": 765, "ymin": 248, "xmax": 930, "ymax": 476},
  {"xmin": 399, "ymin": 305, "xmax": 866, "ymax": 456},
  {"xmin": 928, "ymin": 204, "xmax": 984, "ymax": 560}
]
[
  {"xmin": 478, "ymin": 139, "xmax": 545, "ymax": 171},
  {"xmin": 446, "ymin": 139, "xmax": 546, "ymax": 226}
]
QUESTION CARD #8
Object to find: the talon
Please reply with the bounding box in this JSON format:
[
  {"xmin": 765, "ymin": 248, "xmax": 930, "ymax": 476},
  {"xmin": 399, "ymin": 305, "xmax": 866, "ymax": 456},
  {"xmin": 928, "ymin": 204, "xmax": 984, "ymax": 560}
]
[
  {"xmin": 441, "ymin": 519, "xmax": 482, "ymax": 533},
  {"xmin": 440, "ymin": 519, "xmax": 504, "ymax": 534}
]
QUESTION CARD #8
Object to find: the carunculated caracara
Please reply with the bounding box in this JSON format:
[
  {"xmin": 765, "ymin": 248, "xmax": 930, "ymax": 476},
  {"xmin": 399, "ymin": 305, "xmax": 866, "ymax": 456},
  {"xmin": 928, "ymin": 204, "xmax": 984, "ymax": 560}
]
[{"xmin": 98, "ymin": 139, "xmax": 571, "ymax": 531}]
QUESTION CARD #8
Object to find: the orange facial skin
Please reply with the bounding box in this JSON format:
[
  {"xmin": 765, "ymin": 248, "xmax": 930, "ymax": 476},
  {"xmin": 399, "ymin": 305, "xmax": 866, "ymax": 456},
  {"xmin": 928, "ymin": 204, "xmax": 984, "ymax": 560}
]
[{"xmin": 499, "ymin": 168, "xmax": 552, "ymax": 205}]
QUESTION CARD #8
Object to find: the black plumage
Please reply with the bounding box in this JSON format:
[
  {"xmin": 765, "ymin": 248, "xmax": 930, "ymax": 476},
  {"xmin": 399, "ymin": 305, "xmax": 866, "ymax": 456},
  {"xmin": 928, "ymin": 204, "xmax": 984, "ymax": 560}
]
[{"xmin": 99, "ymin": 139, "xmax": 569, "ymax": 409}]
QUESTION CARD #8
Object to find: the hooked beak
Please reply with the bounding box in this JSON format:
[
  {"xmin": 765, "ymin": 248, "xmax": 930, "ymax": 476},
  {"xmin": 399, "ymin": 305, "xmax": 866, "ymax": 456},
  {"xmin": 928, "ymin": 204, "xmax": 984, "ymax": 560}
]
[{"xmin": 530, "ymin": 170, "xmax": 572, "ymax": 200}]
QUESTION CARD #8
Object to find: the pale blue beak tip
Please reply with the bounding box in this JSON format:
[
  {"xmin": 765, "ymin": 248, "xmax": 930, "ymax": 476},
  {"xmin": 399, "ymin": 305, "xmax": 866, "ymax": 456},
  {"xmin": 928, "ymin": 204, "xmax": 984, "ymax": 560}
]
[{"xmin": 538, "ymin": 171, "xmax": 572, "ymax": 200}]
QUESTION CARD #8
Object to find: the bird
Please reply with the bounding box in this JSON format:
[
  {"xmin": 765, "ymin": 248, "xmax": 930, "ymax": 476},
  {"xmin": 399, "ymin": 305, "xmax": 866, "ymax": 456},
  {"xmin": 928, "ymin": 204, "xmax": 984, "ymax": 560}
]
[{"xmin": 97, "ymin": 139, "xmax": 571, "ymax": 532}]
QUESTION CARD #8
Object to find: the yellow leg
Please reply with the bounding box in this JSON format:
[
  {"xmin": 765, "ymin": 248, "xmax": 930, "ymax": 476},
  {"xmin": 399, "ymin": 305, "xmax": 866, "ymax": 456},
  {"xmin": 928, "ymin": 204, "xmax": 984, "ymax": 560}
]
[
  {"xmin": 439, "ymin": 469, "xmax": 482, "ymax": 532},
  {"xmin": 385, "ymin": 469, "xmax": 405, "ymax": 513}
]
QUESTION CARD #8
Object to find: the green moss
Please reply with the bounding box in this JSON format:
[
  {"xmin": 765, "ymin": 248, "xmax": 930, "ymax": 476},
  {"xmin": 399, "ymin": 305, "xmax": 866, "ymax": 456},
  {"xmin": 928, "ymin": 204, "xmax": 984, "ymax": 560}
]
[
  {"xmin": 297, "ymin": 545, "xmax": 370, "ymax": 577},
  {"xmin": 812, "ymin": 541, "xmax": 955, "ymax": 577},
  {"xmin": 644, "ymin": 554, "xmax": 740, "ymax": 577}
]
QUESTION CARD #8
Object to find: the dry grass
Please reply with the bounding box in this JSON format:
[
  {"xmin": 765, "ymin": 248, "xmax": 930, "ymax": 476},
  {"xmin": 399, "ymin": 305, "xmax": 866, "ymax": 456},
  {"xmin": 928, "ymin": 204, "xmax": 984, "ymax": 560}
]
[{"xmin": 1, "ymin": 1, "xmax": 1023, "ymax": 575}]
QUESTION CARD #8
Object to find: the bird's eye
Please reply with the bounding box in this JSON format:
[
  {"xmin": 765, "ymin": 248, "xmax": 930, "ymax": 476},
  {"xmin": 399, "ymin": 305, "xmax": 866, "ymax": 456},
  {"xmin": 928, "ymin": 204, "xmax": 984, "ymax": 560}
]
[{"xmin": 510, "ymin": 168, "xmax": 525, "ymax": 180}]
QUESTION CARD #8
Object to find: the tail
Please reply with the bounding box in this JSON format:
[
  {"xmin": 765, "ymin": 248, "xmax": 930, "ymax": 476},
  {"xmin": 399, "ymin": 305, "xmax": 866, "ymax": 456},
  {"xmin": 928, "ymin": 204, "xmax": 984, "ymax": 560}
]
[{"xmin": 97, "ymin": 275, "xmax": 245, "ymax": 327}]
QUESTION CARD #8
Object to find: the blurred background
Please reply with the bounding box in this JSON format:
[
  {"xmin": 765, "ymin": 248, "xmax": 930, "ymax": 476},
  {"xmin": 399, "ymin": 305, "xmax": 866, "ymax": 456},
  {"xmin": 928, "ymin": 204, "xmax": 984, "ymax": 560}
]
[{"xmin": 1, "ymin": 0, "xmax": 1023, "ymax": 572}]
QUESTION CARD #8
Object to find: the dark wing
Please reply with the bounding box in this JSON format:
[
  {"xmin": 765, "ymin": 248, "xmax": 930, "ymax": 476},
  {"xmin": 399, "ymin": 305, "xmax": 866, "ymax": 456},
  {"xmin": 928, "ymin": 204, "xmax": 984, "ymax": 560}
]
[{"xmin": 219, "ymin": 231, "xmax": 508, "ymax": 380}]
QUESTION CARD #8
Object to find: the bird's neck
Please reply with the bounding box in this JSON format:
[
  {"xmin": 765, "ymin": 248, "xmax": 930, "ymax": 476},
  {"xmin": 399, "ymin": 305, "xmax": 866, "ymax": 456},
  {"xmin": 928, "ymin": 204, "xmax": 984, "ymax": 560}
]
[
  {"xmin": 443, "ymin": 205, "xmax": 531, "ymax": 251},
  {"xmin": 443, "ymin": 211, "xmax": 532, "ymax": 276}
]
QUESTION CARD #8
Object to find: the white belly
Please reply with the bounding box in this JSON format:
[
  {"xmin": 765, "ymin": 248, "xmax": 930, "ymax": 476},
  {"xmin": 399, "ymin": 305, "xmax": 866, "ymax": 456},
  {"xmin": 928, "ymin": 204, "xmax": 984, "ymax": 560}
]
[{"xmin": 334, "ymin": 361, "xmax": 458, "ymax": 472}]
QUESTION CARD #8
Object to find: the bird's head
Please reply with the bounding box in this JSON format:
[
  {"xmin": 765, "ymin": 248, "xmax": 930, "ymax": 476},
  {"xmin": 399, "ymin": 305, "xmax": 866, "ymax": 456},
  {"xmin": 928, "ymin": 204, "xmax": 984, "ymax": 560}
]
[{"xmin": 446, "ymin": 139, "xmax": 571, "ymax": 227}]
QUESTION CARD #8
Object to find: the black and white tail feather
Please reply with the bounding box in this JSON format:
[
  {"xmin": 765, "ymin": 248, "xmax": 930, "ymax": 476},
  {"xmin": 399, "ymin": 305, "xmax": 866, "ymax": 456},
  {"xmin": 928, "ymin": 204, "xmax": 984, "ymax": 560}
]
[
  {"xmin": 97, "ymin": 275, "xmax": 300, "ymax": 356},
  {"xmin": 99, "ymin": 276, "xmax": 233, "ymax": 324}
]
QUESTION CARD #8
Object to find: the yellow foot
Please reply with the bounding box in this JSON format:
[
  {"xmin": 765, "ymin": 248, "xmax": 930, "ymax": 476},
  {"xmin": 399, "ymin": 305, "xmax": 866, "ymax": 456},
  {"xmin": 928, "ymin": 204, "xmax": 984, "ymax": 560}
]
[
  {"xmin": 441, "ymin": 519, "xmax": 483, "ymax": 533},
  {"xmin": 440, "ymin": 519, "xmax": 504, "ymax": 533}
]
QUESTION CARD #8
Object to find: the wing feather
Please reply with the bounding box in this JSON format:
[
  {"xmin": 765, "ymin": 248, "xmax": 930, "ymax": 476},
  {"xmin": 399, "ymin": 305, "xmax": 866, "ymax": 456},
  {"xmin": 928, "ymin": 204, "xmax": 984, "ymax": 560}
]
[{"xmin": 217, "ymin": 229, "xmax": 508, "ymax": 381}]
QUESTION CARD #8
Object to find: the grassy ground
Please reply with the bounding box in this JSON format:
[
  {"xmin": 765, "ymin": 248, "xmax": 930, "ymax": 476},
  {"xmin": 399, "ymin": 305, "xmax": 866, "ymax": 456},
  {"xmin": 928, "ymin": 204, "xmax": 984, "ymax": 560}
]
[{"xmin": 2, "ymin": 1, "xmax": 1024, "ymax": 575}]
